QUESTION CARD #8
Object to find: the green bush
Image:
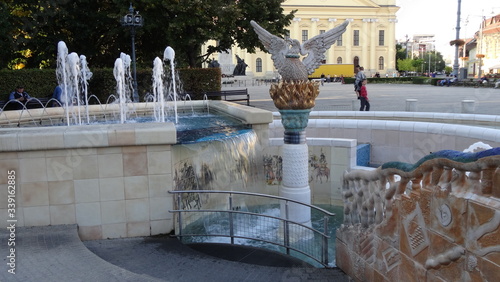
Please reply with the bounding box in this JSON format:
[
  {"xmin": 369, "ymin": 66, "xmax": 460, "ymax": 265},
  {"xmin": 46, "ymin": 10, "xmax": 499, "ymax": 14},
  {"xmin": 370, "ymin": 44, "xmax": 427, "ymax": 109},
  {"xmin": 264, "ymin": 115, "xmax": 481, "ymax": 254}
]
[
  {"xmin": 411, "ymin": 77, "xmax": 431, "ymax": 84},
  {"xmin": 0, "ymin": 69, "xmax": 57, "ymax": 101},
  {"xmin": 430, "ymin": 78, "xmax": 441, "ymax": 86},
  {"xmin": 1, "ymin": 67, "xmax": 221, "ymax": 103},
  {"xmin": 179, "ymin": 68, "xmax": 221, "ymax": 100},
  {"xmin": 343, "ymin": 77, "xmax": 355, "ymax": 84}
]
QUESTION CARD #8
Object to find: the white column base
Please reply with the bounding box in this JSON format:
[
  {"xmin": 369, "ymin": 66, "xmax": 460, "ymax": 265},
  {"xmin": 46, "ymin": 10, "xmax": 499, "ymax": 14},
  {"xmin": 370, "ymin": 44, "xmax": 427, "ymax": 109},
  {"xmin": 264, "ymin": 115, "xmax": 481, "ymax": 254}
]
[{"xmin": 279, "ymin": 143, "xmax": 312, "ymax": 240}]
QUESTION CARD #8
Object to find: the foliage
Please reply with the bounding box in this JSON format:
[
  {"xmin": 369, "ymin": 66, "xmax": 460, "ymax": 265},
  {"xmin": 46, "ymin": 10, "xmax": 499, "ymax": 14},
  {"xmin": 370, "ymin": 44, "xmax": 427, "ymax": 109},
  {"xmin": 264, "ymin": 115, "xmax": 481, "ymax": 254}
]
[
  {"xmin": 0, "ymin": 67, "xmax": 221, "ymax": 103},
  {"xmin": 179, "ymin": 68, "xmax": 221, "ymax": 100},
  {"xmin": 0, "ymin": 1, "xmax": 16, "ymax": 69},
  {"xmin": 397, "ymin": 58, "xmax": 414, "ymax": 72},
  {"xmin": 343, "ymin": 76, "xmax": 423, "ymax": 85},
  {"xmin": 430, "ymin": 78, "xmax": 441, "ymax": 86},
  {"xmin": 395, "ymin": 43, "xmax": 407, "ymax": 66},
  {"xmin": 411, "ymin": 59, "xmax": 423, "ymax": 71},
  {"xmin": 419, "ymin": 51, "xmax": 446, "ymax": 73},
  {"xmin": 1, "ymin": 0, "xmax": 295, "ymax": 69},
  {"xmin": 0, "ymin": 69, "xmax": 57, "ymax": 101},
  {"xmin": 411, "ymin": 77, "xmax": 431, "ymax": 84}
]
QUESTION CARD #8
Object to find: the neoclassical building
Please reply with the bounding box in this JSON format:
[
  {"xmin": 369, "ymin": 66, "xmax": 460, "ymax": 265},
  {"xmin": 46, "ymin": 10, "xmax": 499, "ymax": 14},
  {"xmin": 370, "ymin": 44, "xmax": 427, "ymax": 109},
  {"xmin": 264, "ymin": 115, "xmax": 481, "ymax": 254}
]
[{"xmin": 206, "ymin": 0, "xmax": 399, "ymax": 78}]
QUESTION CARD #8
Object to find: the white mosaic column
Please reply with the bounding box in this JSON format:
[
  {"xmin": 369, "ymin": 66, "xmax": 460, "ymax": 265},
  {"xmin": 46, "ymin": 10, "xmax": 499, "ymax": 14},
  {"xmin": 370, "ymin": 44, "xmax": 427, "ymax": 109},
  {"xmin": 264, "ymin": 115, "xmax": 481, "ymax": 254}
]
[
  {"xmin": 279, "ymin": 109, "xmax": 312, "ymax": 229},
  {"xmin": 280, "ymin": 143, "xmax": 311, "ymax": 227}
]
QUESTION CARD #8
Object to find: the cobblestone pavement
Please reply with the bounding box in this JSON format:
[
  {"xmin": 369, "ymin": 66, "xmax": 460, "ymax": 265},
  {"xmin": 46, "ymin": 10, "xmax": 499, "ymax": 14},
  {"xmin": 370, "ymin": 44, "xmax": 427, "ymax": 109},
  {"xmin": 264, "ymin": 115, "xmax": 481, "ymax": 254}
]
[{"xmin": 1, "ymin": 225, "xmax": 348, "ymax": 281}]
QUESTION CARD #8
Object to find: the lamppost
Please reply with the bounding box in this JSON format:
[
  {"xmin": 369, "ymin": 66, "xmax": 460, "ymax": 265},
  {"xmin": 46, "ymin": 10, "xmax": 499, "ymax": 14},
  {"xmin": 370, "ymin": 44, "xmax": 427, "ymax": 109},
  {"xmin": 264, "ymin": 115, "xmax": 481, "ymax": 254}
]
[
  {"xmin": 121, "ymin": 3, "xmax": 143, "ymax": 102},
  {"xmin": 405, "ymin": 34, "xmax": 409, "ymax": 59},
  {"xmin": 452, "ymin": 0, "xmax": 462, "ymax": 76}
]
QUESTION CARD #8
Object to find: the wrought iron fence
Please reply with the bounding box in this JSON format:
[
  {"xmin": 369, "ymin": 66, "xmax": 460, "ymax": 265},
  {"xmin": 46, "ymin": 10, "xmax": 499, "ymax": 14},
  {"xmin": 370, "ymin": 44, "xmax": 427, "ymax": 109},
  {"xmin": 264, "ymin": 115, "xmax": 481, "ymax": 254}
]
[{"xmin": 168, "ymin": 190, "xmax": 336, "ymax": 267}]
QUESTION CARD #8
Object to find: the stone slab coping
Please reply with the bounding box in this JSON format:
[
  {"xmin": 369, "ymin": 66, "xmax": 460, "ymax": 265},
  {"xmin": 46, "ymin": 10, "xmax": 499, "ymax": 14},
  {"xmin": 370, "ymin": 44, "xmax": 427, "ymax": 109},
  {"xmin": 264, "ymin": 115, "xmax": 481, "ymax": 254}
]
[
  {"xmin": 270, "ymin": 118, "xmax": 500, "ymax": 143},
  {"xmin": 350, "ymin": 166, "xmax": 377, "ymax": 171},
  {"xmin": 269, "ymin": 137, "xmax": 356, "ymax": 147},
  {"xmin": 273, "ymin": 111, "xmax": 500, "ymax": 127}
]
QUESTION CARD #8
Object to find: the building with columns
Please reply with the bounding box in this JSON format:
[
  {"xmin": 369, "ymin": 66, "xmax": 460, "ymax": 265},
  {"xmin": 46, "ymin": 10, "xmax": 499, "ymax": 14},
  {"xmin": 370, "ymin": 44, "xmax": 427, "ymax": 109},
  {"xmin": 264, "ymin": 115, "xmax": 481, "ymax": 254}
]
[{"xmin": 205, "ymin": 0, "xmax": 400, "ymax": 78}]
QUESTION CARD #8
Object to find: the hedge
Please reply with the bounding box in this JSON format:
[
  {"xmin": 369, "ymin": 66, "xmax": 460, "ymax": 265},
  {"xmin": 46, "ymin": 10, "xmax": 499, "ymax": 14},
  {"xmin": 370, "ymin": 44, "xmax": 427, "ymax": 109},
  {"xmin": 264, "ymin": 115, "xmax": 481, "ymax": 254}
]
[
  {"xmin": 0, "ymin": 67, "xmax": 221, "ymax": 103},
  {"xmin": 341, "ymin": 76, "xmax": 430, "ymax": 85}
]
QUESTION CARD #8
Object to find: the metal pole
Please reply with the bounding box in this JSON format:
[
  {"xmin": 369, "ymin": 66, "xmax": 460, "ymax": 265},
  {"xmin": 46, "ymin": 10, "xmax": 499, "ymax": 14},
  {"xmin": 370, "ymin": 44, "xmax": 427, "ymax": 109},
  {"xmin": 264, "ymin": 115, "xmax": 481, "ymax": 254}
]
[
  {"xmin": 453, "ymin": 0, "xmax": 462, "ymax": 76},
  {"xmin": 428, "ymin": 52, "xmax": 431, "ymax": 75},
  {"xmin": 177, "ymin": 194, "xmax": 183, "ymax": 238},
  {"xmin": 323, "ymin": 216, "xmax": 329, "ymax": 266},
  {"xmin": 229, "ymin": 194, "xmax": 234, "ymax": 245},
  {"xmin": 284, "ymin": 201, "xmax": 290, "ymax": 255},
  {"xmin": 130, "ymin": 27, "xmax": 139, "ymax": 102},
  {"xmin": 405, "ymin": 34, "xmax": 409, "ymax": 59}
]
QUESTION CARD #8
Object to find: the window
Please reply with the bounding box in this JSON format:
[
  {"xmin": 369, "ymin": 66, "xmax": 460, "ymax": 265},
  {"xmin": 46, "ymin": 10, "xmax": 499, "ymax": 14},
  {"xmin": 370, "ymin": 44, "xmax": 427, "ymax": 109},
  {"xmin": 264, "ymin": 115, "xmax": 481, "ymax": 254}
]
[
  {"xmin": 302, "ymin": 30, "xmax": 308, "ymax": 42},
  {"xmin": 337, "ymin": 57, "xmax": 342, "ymax": 64},
  {"xmin": 320, "ymin": 30, "xmax": 325, "ymax": 35},
  {"xmin": 354, "ymin": 56, "xmax": 359, "ymax": 67},
  {"xmin": 379, "ymin": 30, "xmax": 385, "ymax": 46},
  {"xmin": 337, "ymin": 34, "xmax": 343, "ymax": 46},
  {"xmin": 256, "ymin": 58, "xmax": 262, "ymax": 73},
  {"xmin": 378, "ymin": 56, "xmax": 384, "ymax": 70},
  {"xmin": 353, "ymin": 30, "xmax": 359, "ymax": 46}
]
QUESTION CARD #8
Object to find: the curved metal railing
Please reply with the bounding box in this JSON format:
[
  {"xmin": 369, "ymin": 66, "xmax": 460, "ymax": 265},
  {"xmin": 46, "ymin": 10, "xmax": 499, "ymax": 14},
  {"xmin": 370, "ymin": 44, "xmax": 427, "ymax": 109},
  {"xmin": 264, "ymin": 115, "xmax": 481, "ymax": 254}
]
[{"xmin": 168, "ymin": 190, "xmax": 336, "ymax": 267}]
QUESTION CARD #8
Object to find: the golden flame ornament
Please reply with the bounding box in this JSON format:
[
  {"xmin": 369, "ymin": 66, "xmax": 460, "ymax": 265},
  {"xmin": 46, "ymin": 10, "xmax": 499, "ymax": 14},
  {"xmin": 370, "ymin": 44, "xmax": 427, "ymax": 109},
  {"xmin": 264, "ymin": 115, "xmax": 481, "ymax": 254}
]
[{"xmin": 269, "ymin": 80, "xmax": 320, "ymax": 110}]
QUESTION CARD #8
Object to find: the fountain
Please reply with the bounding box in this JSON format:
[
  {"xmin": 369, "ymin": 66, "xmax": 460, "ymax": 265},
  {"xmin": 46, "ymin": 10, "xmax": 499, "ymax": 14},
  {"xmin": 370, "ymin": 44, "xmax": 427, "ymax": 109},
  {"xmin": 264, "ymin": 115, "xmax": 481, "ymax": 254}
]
[
  {"xmin": 250, "ymin": 19, "xmax": 348, "ymax": 230},
  {"xmin": 56, "ymin": 41, "xmax": 93, "ymax": 126},
  {"xmin": 0, "ymin": 41, "xmax": 273, "ymax": 245}
]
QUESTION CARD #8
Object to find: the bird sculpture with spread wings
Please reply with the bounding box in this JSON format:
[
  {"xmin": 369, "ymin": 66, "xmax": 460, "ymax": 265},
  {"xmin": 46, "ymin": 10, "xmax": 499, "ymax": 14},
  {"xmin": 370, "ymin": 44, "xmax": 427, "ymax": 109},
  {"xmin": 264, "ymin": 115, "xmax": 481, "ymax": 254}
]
[{"xmin": 250, "ymin": 20, "xmax": 349, "ymax": 81}]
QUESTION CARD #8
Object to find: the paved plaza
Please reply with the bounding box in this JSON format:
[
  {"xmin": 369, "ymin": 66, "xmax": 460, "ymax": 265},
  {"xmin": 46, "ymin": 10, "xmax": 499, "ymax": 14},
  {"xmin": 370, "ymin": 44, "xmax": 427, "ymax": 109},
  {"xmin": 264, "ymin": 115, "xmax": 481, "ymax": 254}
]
[
  {"xmin": 1, "ymin": 225, "xmax": 348, "ymax": 281},
  {"xmin": 1, "ymin": 83, "xmax": 499, "ymax": 281},
  {"xmin": 226, "ymin": 81, "xmax": 500, "ymax": 115}
]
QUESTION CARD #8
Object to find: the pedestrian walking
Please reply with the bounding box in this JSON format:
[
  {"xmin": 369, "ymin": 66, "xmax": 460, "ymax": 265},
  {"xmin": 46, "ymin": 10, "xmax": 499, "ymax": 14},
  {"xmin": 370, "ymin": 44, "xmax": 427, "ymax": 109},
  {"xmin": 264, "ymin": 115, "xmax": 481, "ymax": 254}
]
[{"xmin": 359, "ymin": 79, "xmax": 370, "ymax": 111}]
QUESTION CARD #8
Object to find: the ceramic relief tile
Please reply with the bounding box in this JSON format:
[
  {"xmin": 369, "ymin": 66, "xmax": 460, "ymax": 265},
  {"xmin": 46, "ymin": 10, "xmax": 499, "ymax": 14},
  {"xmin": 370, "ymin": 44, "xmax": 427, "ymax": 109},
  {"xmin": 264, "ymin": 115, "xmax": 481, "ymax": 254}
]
[
  {"xmin": 400, "ymin": 202, "xmax": 430, "ymax": 264},
  {"xmin": 430, "ymin": 193, "xmax": 467, "ymax": 245},
  {"xmin": 466, "ymin": 201, "xmax": 500, "ymax": 259},
  {"xmin": 426, "ymin": 230, "xmax": 465, "ymax": 281}
]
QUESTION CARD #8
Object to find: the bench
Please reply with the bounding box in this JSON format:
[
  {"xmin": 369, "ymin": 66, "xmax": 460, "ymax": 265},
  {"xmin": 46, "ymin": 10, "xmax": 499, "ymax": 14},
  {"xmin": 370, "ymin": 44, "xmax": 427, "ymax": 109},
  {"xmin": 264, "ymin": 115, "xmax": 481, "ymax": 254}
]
[{"xmin": 204, "ymin": 89, "xmax": 250, "ymax": 106}]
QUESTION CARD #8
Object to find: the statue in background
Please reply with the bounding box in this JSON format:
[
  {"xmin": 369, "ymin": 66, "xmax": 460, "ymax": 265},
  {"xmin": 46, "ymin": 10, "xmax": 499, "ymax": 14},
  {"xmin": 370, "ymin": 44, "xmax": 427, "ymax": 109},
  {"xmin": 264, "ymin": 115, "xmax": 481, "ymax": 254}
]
[
  {"xmin": 207, "ymin": 59, "xmax": 220, "ymax": 68},
  {"xmin": 232, "ymin": 55, "xmax": 248, "ymax": 76}
]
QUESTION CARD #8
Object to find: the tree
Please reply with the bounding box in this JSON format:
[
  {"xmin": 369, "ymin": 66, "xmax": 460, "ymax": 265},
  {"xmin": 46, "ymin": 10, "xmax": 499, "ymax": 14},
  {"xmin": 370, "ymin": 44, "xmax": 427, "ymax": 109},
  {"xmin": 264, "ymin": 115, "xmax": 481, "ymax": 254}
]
[
  {"xmin": 395, "ymin": 43, "xmax": 406, "ymax": 64},
  {"xmin": 1, "ymin": 0, "xmax": 295, "ymax": 69},
  {"xmin": 139, "ymin": 0, "xmax": 295, "ymax": 68},
  {"xmin": 0, "ymin": 0, "xmax": 17, "ymax": 69},
  {"xmin": 397, "ymin": 58, "xmax": 413, "ymax": 72},
  {"xmin": 4, "ymin": 0, "xmax": 128, "ymax": 69}
]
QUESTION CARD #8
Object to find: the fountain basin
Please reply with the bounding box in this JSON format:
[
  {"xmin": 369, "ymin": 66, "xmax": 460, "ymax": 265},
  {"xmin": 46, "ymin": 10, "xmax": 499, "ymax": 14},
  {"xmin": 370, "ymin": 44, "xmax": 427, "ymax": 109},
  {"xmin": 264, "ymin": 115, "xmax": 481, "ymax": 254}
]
[{"xmin": 0, "ymin": 101, "xmax": 272, "ymax": 240}]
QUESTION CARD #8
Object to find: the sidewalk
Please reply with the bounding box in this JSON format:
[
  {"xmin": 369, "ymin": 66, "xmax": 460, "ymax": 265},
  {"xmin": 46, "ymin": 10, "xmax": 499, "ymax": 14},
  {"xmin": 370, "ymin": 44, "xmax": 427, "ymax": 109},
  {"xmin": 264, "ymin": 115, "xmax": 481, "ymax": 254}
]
[
  {"xmin": 223, "ymin": 82, "xmax": 500, "ymax": 115},
  {"xmin": 0, "ymin": 225, "xmax": 348, "ymax": 282}
]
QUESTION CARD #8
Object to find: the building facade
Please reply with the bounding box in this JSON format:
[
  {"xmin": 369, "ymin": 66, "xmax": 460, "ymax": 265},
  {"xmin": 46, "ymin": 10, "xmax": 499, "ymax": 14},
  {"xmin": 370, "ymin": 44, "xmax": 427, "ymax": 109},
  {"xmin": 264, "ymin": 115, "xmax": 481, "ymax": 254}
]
[
  {"xmin": 205, "ymin": 0, "xmax": 399, "ymax": 79},
  {"xmin": 465, "ymin": 14, "xmax": 500, "ymax": 77}
]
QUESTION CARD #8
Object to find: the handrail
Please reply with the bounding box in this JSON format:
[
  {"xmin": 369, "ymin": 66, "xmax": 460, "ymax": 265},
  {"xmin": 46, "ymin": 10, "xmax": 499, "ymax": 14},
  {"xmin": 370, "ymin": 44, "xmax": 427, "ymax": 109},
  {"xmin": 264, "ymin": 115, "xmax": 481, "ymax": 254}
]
[
  {"xmin": 168, "ymin": 189, "xmax": 335, "ymax": 216},
  {"xmin": 168, "ymin": 208, "xmax": 329, "ymax": 236},
  {"xmin": 168, "ymin": 190, "xmax": 335, "ymax": 267}
]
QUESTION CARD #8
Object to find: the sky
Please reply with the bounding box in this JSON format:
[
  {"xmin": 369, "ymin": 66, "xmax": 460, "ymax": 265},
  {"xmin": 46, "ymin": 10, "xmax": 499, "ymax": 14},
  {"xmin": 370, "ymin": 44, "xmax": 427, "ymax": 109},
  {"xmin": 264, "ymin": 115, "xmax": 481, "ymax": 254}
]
[{"xmin": 395, "ymin": 0, "xmax": 499, "ymax": 60}]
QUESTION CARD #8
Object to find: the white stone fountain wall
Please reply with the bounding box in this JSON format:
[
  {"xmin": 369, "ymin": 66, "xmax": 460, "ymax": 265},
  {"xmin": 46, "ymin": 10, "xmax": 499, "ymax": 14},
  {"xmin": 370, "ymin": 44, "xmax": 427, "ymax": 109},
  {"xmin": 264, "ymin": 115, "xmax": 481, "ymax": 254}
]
[{"xmin": 0, "ymin": 101, "xmax": 272, "ymax": 240}]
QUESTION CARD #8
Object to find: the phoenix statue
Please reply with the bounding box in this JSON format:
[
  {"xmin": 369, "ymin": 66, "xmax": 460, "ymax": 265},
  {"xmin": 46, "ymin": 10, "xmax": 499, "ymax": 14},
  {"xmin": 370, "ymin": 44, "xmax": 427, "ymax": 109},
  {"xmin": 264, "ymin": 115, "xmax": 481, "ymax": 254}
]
[{"xmin": 250, "ymin": 20, "xmax": 349, "ymax": 81}]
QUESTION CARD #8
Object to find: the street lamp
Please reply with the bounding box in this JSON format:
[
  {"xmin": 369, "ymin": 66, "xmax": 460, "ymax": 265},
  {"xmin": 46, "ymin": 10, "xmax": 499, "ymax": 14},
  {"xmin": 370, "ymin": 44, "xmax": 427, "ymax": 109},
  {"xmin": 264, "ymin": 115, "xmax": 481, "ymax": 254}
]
[
  {"xmin": 452, "ymin": 0, "xmax": 462, "ymax": 76},
  {"xmin": 405, "ymin": 34, "xmax": 409, "ymax": 59},
  {"xmin": 121, "ymin": 3, "xmax": 143, "ymax": 102}
]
